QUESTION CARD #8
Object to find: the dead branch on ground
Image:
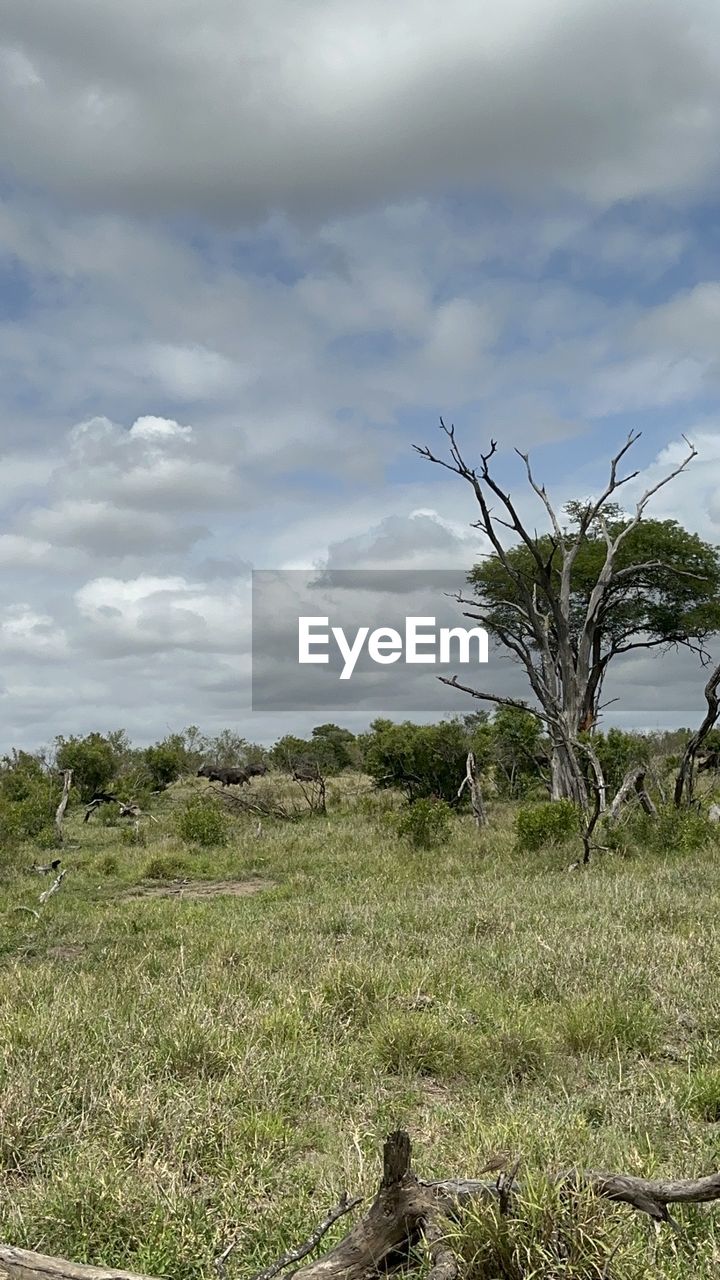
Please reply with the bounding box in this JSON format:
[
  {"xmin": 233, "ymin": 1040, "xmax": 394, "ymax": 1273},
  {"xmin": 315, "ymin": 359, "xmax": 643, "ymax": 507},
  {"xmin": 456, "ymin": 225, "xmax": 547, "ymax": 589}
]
[{"xmin": 3, "ymin": 1130, "xmax": 720, "ymax": 1280}]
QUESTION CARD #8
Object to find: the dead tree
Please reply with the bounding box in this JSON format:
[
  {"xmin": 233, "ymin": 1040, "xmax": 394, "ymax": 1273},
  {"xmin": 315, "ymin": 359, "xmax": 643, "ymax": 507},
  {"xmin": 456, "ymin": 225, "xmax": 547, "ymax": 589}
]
[
  {"xmin": 607, "ymin": 766, "xmax": 658, "ymax": 825},
  {"xmin": 4, "ymin": 1130, "xmax": 720, "ymax": 1280},
  {"xmin": 457, "ymin": 751, "xmax": 486, "ymax": 827},
  {"xmin": 674, "ymin": 658, "xmax": 720, "ymax": 808},
  {"xmin": 415, "ymin": 425, "xmax": 698, "ymax": 808},
  {"xmin": 54, "ymin": 769, "xmax": 73, "ymax": 841}
]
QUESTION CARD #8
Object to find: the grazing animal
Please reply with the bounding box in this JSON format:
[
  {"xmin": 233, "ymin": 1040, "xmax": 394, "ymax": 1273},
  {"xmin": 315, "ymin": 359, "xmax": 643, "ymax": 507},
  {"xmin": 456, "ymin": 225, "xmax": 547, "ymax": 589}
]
[
  {"xmin": 244, "ymin": 763, "xmax": 268, "ymax": 778},
  {"xmin": 197, "ymin": 765, "xmax": 249, "ymax": 787}
]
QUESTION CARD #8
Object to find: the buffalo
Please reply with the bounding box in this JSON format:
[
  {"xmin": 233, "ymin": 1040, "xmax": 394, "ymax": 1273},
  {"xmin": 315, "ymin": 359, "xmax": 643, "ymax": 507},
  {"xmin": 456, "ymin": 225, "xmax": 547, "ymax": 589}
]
[{"xmin": 197, "ymin": 765, "xmax": 249, "ymax": 787}]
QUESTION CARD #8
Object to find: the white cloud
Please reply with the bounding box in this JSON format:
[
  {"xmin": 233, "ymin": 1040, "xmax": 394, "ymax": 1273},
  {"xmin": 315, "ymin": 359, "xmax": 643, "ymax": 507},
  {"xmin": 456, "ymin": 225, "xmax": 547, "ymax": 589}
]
[
  {"xmin": 74, "ymin": 573, "xmax": 250, "ymax": 655},
  {"xmin": 0, "ymin": 534, "xmax": 56, "ymax": 568},
  {"xmin": 128, "ymin": 414, "xmax": 193, "ymax": 442},
  {"xmin": 0, "ymin": 604, "xmax": 68, "ymax": 658}
]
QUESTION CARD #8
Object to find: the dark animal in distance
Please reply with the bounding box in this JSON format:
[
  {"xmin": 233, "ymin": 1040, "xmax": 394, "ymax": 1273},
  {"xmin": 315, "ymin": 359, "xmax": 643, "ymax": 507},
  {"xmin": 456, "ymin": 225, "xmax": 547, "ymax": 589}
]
[{"xmin": 197, "ymin": 765, "xmax": 250, "ymax": 787}]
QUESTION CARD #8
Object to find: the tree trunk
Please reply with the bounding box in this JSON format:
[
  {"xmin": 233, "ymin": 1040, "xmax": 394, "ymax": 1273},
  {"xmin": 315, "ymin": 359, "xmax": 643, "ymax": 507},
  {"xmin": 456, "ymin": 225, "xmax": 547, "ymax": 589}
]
[
  {"xmin": 674, "ymin": 659, "xmax": 720, "ymax": 808},
  {"xmin": 550, "ymin": 741, "xmax": 588, "ymax": 808}
]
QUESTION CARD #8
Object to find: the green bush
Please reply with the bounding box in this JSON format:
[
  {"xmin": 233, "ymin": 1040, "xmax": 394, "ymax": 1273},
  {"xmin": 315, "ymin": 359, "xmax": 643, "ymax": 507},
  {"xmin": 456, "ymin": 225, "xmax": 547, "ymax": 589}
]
[
  {"xmin": 34, "ymin": 825, "xmax": 62, "ymax": 851},
  {"xmin": 372, "ymin": 1011, "xmax": 478, "ymax": 1079},
  {"xmin": 0, "ymin": 753, "xmax": 60, "ymax": 848},
  {"xmin": 176, "ymin": 797, "xmax": 229, "ymax": 847},
  {"xmin": 120, "ymin": 825, "xmax": 147, "ymax": 848},
  {"xmin": 391, "ymin": 797, "xmax": 452, "ymax": 848},
  {"xmin": 54, "ymin": 732, "xmax": 119, "ymax": 801},
  {"xmin": 143, "ymin": 736, "xmax": 190, "ymax": 790},
  {"xmin": 99, "ymin": 802, "xmax": 121, "ymax": 827},
  {"xmin": 628, "ymin": 805, "xmax": 713, "ymax": 855},
  {"xmin": 361, "ymin": 717, "xmax": 491, "ymax": 802},
  {"xmin": 515, "ymin": 799, "xmax": 579, "ymax": 851},
  {"xmin": 143, "ymin": 853, "xmax": 190, "ymax": 880}
]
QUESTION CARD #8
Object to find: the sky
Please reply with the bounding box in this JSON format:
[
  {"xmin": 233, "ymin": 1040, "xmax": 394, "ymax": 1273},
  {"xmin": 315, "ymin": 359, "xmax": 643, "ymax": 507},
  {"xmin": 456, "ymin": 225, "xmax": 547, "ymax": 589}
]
[{"xmin": 2, "ymin": 0, "xmax": 720, "ymax": 749}]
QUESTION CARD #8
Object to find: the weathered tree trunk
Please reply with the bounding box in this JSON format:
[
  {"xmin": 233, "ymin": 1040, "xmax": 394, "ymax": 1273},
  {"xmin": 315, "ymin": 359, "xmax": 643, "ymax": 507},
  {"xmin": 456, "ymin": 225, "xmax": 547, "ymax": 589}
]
[
  {"xmin": 550, "ymin": 739, "xmax": 588, "ymax": 808},
  {"xmin": 674, "ymin": 659, "xmax": 720, "ymax": 808},
  {"xmin": 54, "ymin": 770, "xmax": 73, "ymax": 841},
  {"xmin": 458, "ymin": 752, "xmax": 486, "ymax": 826}
]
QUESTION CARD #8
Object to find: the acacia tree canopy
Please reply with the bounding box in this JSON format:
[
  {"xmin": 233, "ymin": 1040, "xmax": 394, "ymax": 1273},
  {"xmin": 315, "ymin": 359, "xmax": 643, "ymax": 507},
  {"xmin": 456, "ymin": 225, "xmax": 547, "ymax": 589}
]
[
  {"xmin": 416, "ymin": 424, "xmax": 714, "ymax": 807},
  {"xmin": 470, "ymin": 508, "xmax": 720, "ymax": 728}
]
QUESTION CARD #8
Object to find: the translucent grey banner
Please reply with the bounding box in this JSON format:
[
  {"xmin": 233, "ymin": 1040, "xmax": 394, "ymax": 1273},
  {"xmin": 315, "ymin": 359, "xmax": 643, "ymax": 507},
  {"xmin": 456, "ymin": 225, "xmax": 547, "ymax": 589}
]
[{"xmin": 251, "ymin": 569, "xmax": 490, "ymax": 711}]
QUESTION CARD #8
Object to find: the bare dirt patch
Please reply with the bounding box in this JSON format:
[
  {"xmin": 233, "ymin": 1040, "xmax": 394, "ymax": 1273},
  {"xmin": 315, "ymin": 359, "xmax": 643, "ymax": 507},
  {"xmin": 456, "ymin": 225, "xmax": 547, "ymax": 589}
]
[
  {"xmin": 122, "ymin": 877, "xmax": 276, "ymax": 901},
  {"xmin": 47, "ymin": 945, "xmax": 85, "ymax": 961}
]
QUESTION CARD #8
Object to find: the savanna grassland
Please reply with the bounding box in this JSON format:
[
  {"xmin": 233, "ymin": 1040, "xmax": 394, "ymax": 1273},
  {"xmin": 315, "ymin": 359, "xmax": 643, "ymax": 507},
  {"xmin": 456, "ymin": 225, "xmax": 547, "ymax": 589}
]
[{"xmin": 1, "ymin": 777, "xmax": 720, "ymax": 1280}]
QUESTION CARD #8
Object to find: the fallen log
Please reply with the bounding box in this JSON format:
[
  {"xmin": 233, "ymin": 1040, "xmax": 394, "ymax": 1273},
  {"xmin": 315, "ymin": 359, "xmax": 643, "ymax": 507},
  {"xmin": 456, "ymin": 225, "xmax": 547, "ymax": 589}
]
[{"xmin": 2, "ymin": 1131, "xmax": 720, "ymax": 1280}]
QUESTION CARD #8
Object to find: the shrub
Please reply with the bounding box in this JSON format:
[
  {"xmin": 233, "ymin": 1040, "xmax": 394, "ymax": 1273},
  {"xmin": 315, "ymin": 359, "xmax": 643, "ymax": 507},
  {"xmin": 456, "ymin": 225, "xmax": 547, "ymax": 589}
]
[
  {"xmin": 144, "ymin": 854, "xmax": 190, "ymax": 880},
  {"xmin": 391, "ymin": 798, "xmax": 452, "ymax": 848},
  {"xmin": 143, "ymin": 736, "xmax": 190, "ymax": 790},
  {"xmin": 120, "ymin": 825, "xmax": 147, "ymax": 849},
  {"xmin": 34, "ymin": 825, "xmax": 62, "ymax": 851},
  {"xmin": 628, "ymin": 805, "xmax": 713, "ymax": 856},
  {"xmin": 515, "ymin": 799, "xmax": 579, "ymax": 851},
  {"xmin": 0, "ymin": 753, "xmax": 60, "ymax": 848},
  {"xmin": 99, "ymin": 802, "xmax": 121, "ymax": 827},
  {"xmin": 54, "ymin": 732, "xmax": 119, "ymax": 801},
  {"xmin": 177, "ymin": 797, "xmax": 229, "ymax": 847},
  {"xmin": 361, "ymin": 718, "xmax": 490, "ymax": 803}
]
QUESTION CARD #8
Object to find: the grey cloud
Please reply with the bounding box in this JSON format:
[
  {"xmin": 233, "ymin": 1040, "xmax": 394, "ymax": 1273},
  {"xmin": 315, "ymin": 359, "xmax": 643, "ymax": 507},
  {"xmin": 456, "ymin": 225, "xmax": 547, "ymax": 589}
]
[
  {"xmin": 1, "ymin": 1, "xmax": 719, "ymax": 221},
  {"xmin": 24, "ymin": 499, "xmax": 207, "ymax": 555}
]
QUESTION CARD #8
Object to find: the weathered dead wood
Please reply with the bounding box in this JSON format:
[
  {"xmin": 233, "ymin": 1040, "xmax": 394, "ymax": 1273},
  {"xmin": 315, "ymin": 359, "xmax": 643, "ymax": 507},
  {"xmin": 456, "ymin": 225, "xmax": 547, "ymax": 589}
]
[
  {"xmin": 39, "ymin": 868, "xmax": 66, "ymax": 906},
  {"xmin": 606, "ymin": 767, "xmax": 656, "ymax": 826},
  {"xmin": 0, "ymin": 1248, "xmax": 162, "ymax": 1280},
  {"xmin": 457, "ymin": 752, "xmax": 486, "ymax": 827},
  {"xmin": 3, "ymin": 1132, "xmax": 720, "ymax": 1280},
  {"xmin": 674, "ymin": 658, "xmax": 720, "ymax": 808},
  {"xmin": 54, "ymin": 770, "xmax": 73, "ymax": 841}
]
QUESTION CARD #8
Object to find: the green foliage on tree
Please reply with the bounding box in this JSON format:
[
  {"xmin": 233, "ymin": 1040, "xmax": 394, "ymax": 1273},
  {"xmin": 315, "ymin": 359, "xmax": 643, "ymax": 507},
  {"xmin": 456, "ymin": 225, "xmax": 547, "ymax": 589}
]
[
  {"xmin": 54, "ymin": 732, "xmax": 121, "ymax": 801},
  {"xmin": 270, "ymin": 734, "xmax": 317, "ymax": 773},
  {"xmin": 0, "ymin": 750, "xmax": 60, "ymax": 848},
  {"xmin": 589, "ymin": 727, "xmax": 651, "ymax": 794},
  {"xmin": 491, "ymin": 706, "xmax": 546, "ymax": 798},
  {"xmin": 470, "ymin": 508, "xmax": 720, "ymax": 729},
  {"xmin": 143, "ymin": 734, "xmax": 190, "ymax": 791},
  {"xmin": 361, "ymin": 717, "xmax": 490, "ymax": 803},
  {"xmin": 310, "ymin": 724, "xmax": 361, "ymax": 774}
]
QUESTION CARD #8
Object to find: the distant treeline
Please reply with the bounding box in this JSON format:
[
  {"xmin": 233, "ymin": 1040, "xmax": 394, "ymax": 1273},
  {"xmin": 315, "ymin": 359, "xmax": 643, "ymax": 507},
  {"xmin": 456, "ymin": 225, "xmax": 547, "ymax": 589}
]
[{"xmin": 0, "ymin": 715, "xmax": 707, "ymax": 840}]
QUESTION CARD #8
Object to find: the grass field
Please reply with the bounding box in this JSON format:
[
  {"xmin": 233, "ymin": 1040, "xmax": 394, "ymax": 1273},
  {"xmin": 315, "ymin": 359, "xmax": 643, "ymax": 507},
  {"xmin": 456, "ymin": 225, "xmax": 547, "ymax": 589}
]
[{"xmin": 2, "ymin": 777, "xmax": 720, "ymax": 1279}]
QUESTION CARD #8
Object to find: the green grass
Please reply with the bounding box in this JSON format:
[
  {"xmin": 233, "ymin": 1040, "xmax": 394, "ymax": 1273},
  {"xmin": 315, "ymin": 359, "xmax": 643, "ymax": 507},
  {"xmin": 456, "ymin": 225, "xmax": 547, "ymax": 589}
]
[{"xmin": 1, "ymin": 778, "xmax": 720, "ymax": 1278}]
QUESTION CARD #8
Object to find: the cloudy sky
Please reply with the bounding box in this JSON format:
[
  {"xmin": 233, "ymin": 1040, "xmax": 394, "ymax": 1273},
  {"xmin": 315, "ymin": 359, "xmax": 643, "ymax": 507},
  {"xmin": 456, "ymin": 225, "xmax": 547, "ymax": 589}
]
[{"xmin": 2, "ymin": 0, "xmax": 720, "ymax": 749}]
